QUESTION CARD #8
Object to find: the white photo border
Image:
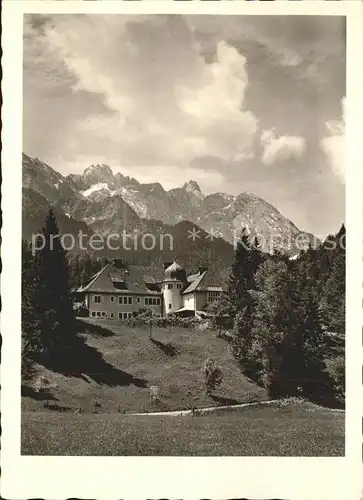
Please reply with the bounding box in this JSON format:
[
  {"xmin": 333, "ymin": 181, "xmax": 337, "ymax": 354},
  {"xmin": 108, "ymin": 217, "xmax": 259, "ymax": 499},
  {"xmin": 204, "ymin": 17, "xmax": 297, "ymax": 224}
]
[{"xmin": 1, "ymin": 1, "xmax": 363, "ymax": 499}]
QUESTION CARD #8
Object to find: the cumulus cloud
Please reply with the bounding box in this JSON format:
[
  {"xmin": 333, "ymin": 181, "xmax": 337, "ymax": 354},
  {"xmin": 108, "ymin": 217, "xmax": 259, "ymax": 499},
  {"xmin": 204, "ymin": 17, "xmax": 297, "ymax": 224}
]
[
  {"xmin": 260, "ymin": 129, "xmax": 306, "ymax": 166},
  {"xmin": 176, "ymin": 40, "xmax": 258, "ymax": 161},
  {"xmin": 320, "ymin": 97, "xmax": 345, "ymax": 183},
  {"xmin": 24, "ymin": 15, "xmax": 258, "ymax": 176}
]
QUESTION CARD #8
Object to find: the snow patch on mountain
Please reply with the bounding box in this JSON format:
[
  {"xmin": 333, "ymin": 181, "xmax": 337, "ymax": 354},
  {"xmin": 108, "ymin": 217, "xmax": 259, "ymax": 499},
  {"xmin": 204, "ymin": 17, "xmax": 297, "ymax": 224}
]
[
  {"xmin": 117, "ymin": 187, "xmax": 149, "ymax": 218},
  {"xmin": 81, "ymin": 183, "xmax": 114, "ymax": 198}
]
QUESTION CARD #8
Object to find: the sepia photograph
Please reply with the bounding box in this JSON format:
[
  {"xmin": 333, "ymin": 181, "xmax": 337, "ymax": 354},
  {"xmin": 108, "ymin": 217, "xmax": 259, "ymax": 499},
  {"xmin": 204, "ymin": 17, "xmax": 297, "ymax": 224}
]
[
  {"xmin": 2, "ymin": 1, "xmax": 363, "ymax": 499},
  {"xmin": 20, "ymin": 12, "xmax": 346, "ymax": 457}
]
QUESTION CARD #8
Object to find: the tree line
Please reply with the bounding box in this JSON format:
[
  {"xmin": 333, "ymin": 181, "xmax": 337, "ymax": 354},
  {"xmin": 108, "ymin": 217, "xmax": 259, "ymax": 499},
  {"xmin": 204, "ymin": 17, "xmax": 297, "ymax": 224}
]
[
  {"xmin": 22, "ymin": 209, "xmax": 78, "ymax": 379},
  {"xmin": 208, "ymin": 225, "xmax": 345, "ymax": 406}
]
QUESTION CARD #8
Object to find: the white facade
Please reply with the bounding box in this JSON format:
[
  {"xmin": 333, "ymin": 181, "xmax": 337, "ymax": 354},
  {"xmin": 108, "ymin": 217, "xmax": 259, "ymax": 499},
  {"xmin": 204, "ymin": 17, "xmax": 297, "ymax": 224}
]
[
  {"xmin": 182, "ymin": 292, "xmax": 195, "ymax": 311},
  {"xmin": 87, "ymin": 292, "xmax": 162, "ymax": 320},
  {"xmin": 162, "ymin": 280, "xmax": 183, "ymax": 314}
]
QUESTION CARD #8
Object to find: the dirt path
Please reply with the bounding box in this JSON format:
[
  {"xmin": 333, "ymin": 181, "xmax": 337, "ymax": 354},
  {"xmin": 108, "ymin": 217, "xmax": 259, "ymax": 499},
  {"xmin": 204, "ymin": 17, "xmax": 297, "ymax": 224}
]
[{"xmin": 128, "ymin": 399, "xmax": 344, "ymax": 416}]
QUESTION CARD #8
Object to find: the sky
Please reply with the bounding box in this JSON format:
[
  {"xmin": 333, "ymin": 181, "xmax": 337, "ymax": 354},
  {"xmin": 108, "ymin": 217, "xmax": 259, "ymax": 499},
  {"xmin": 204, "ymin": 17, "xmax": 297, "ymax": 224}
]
[{"xmin": 23, "ymin": 14, "xmax": 345, "ymax": 238}]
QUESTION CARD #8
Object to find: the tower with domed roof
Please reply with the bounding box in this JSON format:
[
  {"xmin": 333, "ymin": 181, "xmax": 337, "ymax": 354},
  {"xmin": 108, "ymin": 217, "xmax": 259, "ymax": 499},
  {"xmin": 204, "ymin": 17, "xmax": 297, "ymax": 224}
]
[{"xmin": 162, "ymin": 261, "xmax": 186, "ymax": 314}]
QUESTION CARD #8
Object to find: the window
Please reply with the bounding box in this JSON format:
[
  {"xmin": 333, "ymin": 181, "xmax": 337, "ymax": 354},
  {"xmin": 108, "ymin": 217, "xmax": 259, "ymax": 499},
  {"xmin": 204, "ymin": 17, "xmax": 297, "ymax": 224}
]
[
  {"xmin": 207, "ymin": 291, "xmax": 222, "ymax": 303},
  {"xmin": 118, "ymin": 296, "xmax": 132, "ymax": 305},
  {"xmin": 119, "ymin": 296, "xmax": 132, "ymax": 305},
  {"xmin": 145, "ymin": 297, "xmax": 161, "ymax": 306},
  {"xmin": 137, "ymin": 297, "xmax": 141, "ymax": 304},
  {"xmin": 96, "ymin": 312, "xmax": 101, "ymax": 317},
  {"xmin": 102, "ymin": 312, "xmax": 106, "ymax": 317},
  {"xmin": 176, "ymin": 283, "xmax": 182, "ymax": 289},
  {"xmin": 110, "ymin": 296, "xmax": 115, "ymax": 302},
  {"xmin": 168, "ymin": 303, "xmax": 172, "ymax": 309},
  {"xmin": 168, "ymin": 283, "xmax": 172, "ymax": 290},
  {"xmin": 94, "ymin": 295, "xmax": 101, "ymax": 303},
  {"xmin": 118, "ymin": 312, "xmax": 131, "ymax": 320},
  {"xmin": 91, "ymin": 312, "xmax": 96, "ymax": 317},
  {"xmin": 110, "ymin": 313, "xmax": 114, "ymax": 319}
]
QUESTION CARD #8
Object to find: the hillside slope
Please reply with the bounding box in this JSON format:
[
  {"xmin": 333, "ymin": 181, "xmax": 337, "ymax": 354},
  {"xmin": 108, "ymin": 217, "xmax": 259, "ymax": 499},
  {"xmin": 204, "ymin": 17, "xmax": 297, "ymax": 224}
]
[{"xmin": 21, "ymin": 320, "xmax": 267, "ymax": 414}]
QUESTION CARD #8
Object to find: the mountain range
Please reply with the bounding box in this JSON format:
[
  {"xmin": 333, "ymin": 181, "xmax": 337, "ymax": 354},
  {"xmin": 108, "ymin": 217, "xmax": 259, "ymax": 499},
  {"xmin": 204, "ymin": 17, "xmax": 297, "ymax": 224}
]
[{"xmin": 22, "ymin": 152, "xmax": 317, "ymax": 258}]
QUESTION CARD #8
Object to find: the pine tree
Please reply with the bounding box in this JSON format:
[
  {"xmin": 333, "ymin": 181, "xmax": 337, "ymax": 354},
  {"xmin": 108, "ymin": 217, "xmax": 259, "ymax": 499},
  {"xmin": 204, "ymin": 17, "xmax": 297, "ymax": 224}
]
[
  {"xmin": 320, "ymin": 225, "xmax": 345, "ymax": 336},
  {"xmin": 21, "ymin": 240, "xmax": 39, "ymax": 380},
  {"xmin": 32, "ymin": 208, "xmax": 76, "ymax": 360},
  {"xmin": 250, "ymin": 259, "xmax": 294, "ymax": 396},
  {"xmin": 228, "ymin": 229, "xmax": 253, "ymax": 308},
  {"xmin": 228, "ymin": 230, "xmax": 264, "ymax": 364},
  {"xmin": 289, "ymin": 265, "xmax": 326, "ymax": 399}
]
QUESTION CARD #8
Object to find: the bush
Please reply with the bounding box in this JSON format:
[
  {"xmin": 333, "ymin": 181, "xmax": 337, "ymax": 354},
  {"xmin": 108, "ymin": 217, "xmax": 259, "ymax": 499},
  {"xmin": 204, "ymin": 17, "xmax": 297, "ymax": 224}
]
[
  {"xmin": 74, "ymin": 305, "xmax": 89, "ymax": 317},
  {"xmin": 325, "ymin": 355, "xmax": 345, "ymax": 402},
  {"xmin": 203, "ymin": 358, "xmax": 223, "ymax": 396},
  {"xmin": 125, "ymin": 310, "xmax": 201, "ymax": 329},
  {"xmin": 195, "ymin": 320, "xmax": 212, "ymax": 333}
]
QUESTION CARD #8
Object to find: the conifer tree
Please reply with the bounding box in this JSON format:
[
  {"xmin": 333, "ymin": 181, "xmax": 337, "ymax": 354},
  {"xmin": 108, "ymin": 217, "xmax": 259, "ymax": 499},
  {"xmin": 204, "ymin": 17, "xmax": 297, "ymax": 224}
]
[
  {"xmin": 289, "ymin": 263, "xmax": 326, "ymax": 399},
  {"xmin": 32, "ymin": 208, "xmax": 76, "ymax": 360},
  {"xmin": 228, "ymin": 230, "xmax": 263, "ymax": 362},
  {"xmin": 21, "ymin": 240, "xmax": 39, "ymax": 379},
  {"xmin": 320, "ymin": 224, "xmax": 345, "ymax": 335},
  {"xmin": 228, "ymin": 229, "xmax": 254, "ymax": 308},
  {"xmin": 251, "ymin": 254, "xmax": 326, "ymax": 399},
  {"xmin": 250, "ymin": 259, "xmax": 294, "ymax": 396}
]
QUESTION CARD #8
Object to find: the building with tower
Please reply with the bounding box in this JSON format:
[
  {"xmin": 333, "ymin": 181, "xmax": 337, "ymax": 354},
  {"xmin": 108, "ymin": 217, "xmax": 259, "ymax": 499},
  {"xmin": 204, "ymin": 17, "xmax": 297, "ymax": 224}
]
[{"xmin": 73, "ymin": 259, "xmax": 223, "ymax": 320}]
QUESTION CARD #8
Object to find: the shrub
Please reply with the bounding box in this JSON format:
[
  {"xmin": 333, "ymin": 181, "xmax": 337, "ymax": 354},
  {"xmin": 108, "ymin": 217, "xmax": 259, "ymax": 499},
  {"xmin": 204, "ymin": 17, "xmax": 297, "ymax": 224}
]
[
  {"xmin": 74, "ymin": 305, "xmax": 89, "ymax": 317},
  {"xmin": 126, "ymin": 310, "xmax": 201, "ymax": 329},
  {"xmin": 203, "ymin": 358, "xmax": 223, "ymax": 396},
  {"xmin": 325, "ymin": 355, "xmax": 345, "ymax": 402}
]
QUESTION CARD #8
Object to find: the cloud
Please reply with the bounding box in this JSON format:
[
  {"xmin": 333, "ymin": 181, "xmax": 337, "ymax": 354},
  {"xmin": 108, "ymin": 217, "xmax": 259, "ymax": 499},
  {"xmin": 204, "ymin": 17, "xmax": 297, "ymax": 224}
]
[
  {"xmin": 23, "ymin": 14, "xmax": 346, "ymax": 238},
  {"xmin": 320, "ymin": 97, "xmax": 345, "ymax": 183},
  {"xmin": 260, "ymin": 129, "xmax": 306, "ymax": 166},
  {"xmin": 176, "ymin": 40, "xmax": 258, "ymax": 161},
  {"xmin": 24, "ymin": 15, "xmax": 258, "ymax": 172}
]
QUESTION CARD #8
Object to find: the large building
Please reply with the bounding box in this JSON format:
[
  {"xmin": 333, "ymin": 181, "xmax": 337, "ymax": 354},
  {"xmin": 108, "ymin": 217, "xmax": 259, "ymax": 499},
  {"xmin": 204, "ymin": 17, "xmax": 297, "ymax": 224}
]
[{"xmin": 73, "ymin": 260, "xmax": 223, "ymax": 320}]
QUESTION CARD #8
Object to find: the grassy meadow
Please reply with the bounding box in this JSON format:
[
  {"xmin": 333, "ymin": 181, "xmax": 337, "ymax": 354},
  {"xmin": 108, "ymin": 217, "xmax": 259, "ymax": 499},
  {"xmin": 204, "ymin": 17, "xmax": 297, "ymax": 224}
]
[
  {"xmin": 21, "ymin": 319, "xmax": 345, "ymax": 456},
  {"xmin": 22, "ymin": 402, "xmax": 344, "ymax": 456},
  {"xmin": 22, "ymin": 319, "xmax": 267, "ymax": 413}
]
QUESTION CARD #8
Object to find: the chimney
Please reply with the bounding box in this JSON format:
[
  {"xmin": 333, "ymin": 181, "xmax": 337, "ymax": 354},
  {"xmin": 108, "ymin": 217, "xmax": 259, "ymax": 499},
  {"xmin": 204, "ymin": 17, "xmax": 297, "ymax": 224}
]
[{"xmin": 163, "ymin": 261, "xmax": 173, "ymax": 270}]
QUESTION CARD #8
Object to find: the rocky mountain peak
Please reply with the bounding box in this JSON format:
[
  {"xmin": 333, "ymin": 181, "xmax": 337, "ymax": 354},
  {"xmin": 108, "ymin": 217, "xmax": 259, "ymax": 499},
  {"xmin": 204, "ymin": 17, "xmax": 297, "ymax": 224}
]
[
  {"xmin": 183, "ymin": 180, "xmax": 202, "ymax": 194},
  {"xmin": 83, "ymin": 164, "xmax": 114, "ymax": 185},
  {"xmin": 22, "ymin": 151, "xmax": 318, "ymax": 255}
]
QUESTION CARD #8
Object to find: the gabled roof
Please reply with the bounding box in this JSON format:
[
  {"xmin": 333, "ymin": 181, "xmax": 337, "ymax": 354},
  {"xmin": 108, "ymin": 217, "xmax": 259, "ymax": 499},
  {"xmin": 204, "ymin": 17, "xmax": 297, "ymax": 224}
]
[
  {"xmin": 75, "ymin": 264, "xmax": 162, "ymax": 295},
  {"xmin": 183, "ymin": 270, "xmax": 223, "ymax": 294}
]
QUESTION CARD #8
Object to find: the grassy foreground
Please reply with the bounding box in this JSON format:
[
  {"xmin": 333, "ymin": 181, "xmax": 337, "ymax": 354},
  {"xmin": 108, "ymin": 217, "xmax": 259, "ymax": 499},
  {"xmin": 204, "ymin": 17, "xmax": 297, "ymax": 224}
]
[
  {"xmin": 22, "ymin": 319, "xmax": 267, "ymax": 413},
  {"xmin": 22, "ymin": 403, "xmax": 344, "ymax": 456}
]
